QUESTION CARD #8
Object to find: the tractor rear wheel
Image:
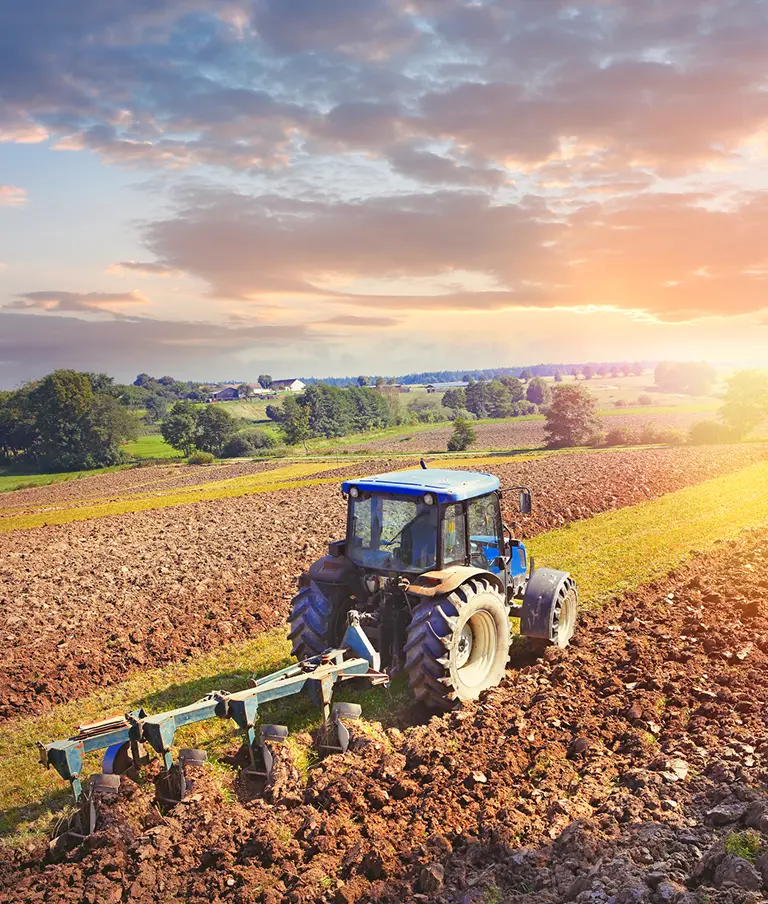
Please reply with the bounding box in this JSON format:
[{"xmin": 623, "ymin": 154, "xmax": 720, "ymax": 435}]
[
  {"xmin": 404, "ymin": 578, "xmax": 510, "ymax": 711},
  {"xmin": 287, "ymin": 585, "xmax": 346, "ymax": 661}
]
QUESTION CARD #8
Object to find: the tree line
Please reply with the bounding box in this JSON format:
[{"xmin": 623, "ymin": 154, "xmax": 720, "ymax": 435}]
[
  {"xmin": 0, "ymin": 370, "xmax": 138, "ymax": 470},
  {"xmin": 305, "ymin": 362, "xmax": 647, "ymax": 387},
  {"xmin": 266, "ymin": 383, "xmax": 391, "ymax": 448}
]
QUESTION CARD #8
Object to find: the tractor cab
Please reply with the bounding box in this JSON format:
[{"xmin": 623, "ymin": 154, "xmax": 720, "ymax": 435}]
[{"xmin": 341, "ymin": 469, "xmax": 530, "ymax": 597}]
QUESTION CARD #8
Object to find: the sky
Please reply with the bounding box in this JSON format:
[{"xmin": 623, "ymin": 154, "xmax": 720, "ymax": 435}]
[{"xmin": 2, "ymin": 0, "xmax": 768, "ymax": 386}]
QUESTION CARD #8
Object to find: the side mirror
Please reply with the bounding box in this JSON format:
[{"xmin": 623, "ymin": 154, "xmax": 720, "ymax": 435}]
[{"xmin": 519, "ymin": 490, "xmax": 532, "ymax": 515}]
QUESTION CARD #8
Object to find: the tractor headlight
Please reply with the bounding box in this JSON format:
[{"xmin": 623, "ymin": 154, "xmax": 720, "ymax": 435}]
[
  {"xmin": 349, "ymin": 486, "xmax": 360, "ymax": 498},
  {"xmin": 423, "ymin": 493, "xmax": 435, "ymax": 505}
]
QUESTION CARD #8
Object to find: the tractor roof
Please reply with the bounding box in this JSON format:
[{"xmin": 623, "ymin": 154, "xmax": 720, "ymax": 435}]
[{"xmin": 342, "ymin": 469, "xmax": 500, "ymax": 503}]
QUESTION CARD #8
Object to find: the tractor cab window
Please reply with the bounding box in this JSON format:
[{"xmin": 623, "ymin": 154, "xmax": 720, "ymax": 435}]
[
  {"xmin": 441, "ymin": 503, "xmax": 467, "ymax": 566},
  {"xmin": 348, "ymin": 494, "xmax": 438, "ymax": 573},
  {"xmin": 468, "ymin": 493, "xmax": 503, "ymax": 573}
]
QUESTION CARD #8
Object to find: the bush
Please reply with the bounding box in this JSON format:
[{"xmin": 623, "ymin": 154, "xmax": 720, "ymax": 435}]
[
  {"xmin": 222, "ymin": 428, "xmax": 278, "ymax": 457},
  {"xmin": 187, "ymin": 450, "xmax": 215, "ymax": 464},
  {"xmin": 614, "ymin": 399, "xmax": 628, "ymax": 408},
  {"xmin": 222, "ymin": 434, "xmax": 255, "ymax": 458},
  {"xmin": 447, "ymin": 416, "xmax": 476, "ymax": 452},
  {"xmin": 637, "ymin": 394, "xmax": 653, "ymax": 406},
  {"xmin": 688, "ymin": 420, "xmax": 733, "ymax": 445},
  {"xmin": 655, "ymin": 428, "xmax": 685, "ymax": 445},
  {"xmin": 605, "ymin": 427, "xmax": 637, "ymax": 446},
  {"xmin": 510, "ymin": 400, "xmax": 537, "ymax": 417}
]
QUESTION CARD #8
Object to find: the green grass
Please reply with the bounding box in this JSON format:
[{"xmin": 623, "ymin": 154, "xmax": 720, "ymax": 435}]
[
  {"xmin": 122, "ymin": 434, "xmax": 183, "ymax": 460},
  {"xmin": 0, "ymin": 465, "xmax": 125, "ymax": 494},
  {"xmin": 3, "ymin": 457, "xmax": 768, "ymax": 844},
  {"xmin": 0, "ymin": 461, "xmax": 347, "ymax": 533},
  {"xmin": 527, "ymin": 459, "xmax": 768, "ymax": 607},
  {"xmin": 725, "ymin": 830, "xmax": 763, "ymax": 863}
]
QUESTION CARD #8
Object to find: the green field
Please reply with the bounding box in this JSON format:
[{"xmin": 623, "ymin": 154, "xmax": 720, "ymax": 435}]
[
  {"xmin": 122, "ymin": 433, "xmax": 182, "ymax": 460},
  {"xmin": 0, "ymin": 466, "xmax": 124, "ymax": 494},
  {"xmin": 3, "ymin": 457, "xmax": 768, "ymax": 843}
]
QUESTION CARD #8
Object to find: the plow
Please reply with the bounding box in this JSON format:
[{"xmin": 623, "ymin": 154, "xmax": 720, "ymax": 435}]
[{"xmin": 38, "ymin": 465, "xmax": 578, "ymax": 854}]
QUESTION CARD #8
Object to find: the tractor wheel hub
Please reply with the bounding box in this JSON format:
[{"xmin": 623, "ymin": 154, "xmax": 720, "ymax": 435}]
[{"xmin": 455, "ymin": 624, "xmax": 473, "ymax": 668}]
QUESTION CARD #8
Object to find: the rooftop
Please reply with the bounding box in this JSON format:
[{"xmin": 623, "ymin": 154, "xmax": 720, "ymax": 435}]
[{"xmin": 342, "ymin": 468, "xmax": 500, "ymax": 503}]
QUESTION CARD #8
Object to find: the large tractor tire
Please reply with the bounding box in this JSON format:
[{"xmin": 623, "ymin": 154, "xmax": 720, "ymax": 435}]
[
  {"xmin": 404, "ymin": 578, "xmax": 510, "ymax": 711},
  {"xmin": 287, "ymin": 584, "xmax": 346, "ymax": 661},
  {"xmin": 520, "ymin": 568, "xmax": 578, "ymax": 649}
]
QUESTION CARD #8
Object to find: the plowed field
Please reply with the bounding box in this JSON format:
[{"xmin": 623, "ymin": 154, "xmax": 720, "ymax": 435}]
[
  {"xmin": 0, "ymin": 445, "xmax": 766, "ymax": 720},
  {"xmin": 344, "ymin": 411, "xmax": 707, "ymax": 454},
  {"xmin": 4, "ymin": 527, "xmax": 768, "ymax": 903}
]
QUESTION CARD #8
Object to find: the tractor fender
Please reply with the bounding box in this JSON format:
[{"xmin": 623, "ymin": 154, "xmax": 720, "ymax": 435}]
[
  {"xmin": 407, "ymin": 566, "xmax": 505, "ymax": 599},
  {"xmin": 520, "ymin": 567, "xmax": 573, "ymax": 640},
  {"xmin": 308, "ymin": 554, "xmax": 355, "ymax": 585}
]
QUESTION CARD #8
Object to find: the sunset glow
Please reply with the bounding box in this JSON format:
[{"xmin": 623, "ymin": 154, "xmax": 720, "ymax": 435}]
[{"xmin": 2, "ymin": 0, "xmax": 768, "ymax": 382}]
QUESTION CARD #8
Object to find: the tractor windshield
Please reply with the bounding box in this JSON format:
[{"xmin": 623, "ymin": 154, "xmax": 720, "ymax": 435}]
[{"xmin": 348, "ymin": 494, "xmax": 438, "ymax": 573}]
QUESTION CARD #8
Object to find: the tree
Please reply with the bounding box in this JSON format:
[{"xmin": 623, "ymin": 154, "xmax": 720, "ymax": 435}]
[
  {"xmin": 195, "ymin": 405, "xmax": 237, "ymax": 455},
  {"xmin": 161, "ymin": 401, "xmax": 197, "ymax": 456},
  {"xmin": 26, "ymin": 369, "xmax": 137, "ymax": 470},
  {"xmin": 620, "ymin": 363, "xmax": 632, "ymax": 377},
  {"xmin": 374, "ymin": 376, "xmax": 386, "ymax": 388},
  {"xmin": 597, "ymin": 365, "xmax": 609, "ymax": 378},
  {"xmin": 554, "ymin": 370, "xmax": 564, "ymax": 383},
  {"xmin": 144, "ymin": 395, "xmax": 168, "ymax": 424},
  {"xmin": 485, "ymin": 380, "xmax": 513, "ymax": 417},
  {"xmin": 519, "ymin": 369, "xmax": 533, "ymax": 382},
  {"xmin": 719, "ymin": 370, "xmax": 768, "ymax": 437},
  {"xmin": 237, "ymin": 383, "xmax": 252, "ymax": 399},
  {"xmin": 544, "ymin": 384, "xmax": 601, "ymax": 448},
  {"xmin": 499, "ymin": 376, "xmax": 524, "ymax": 401},
  {"xmin": 655, "ymin": 362, "xmax": 717, "ymax": 395},
  {"xmin": 447, "ymin": 416, "xmax": 476, "ymax": 452},
  {"xmin": 258, "ymin": 374, "xmax": 273, "ymax": 389},
  {"xmin": 280, "ymin": 396, "xmax": 311, "ymax": 451},
  {"xmin": 465, "ymin": 380, "xmax": 489, "ymax": 418},
  {"xmin": 582, "ymin": 364, "xmax": 595, "ymax": 381},
  {"xmin": 526, "ymin": 376, "xmax": 552, "ymax": 407},
  {"xmin": 632, "ymin": 363, "xmax": 644, "ymax": 377},
  {"xmin": 134, "ymin": 373, "xmax": 152, "ymax": 387},
  {"xmin": 442, "ymin": 388, "xmax": 466, "ymax": 411},
  {"xmin": 357, "ymin": 375, "xmax": 369, "ymax": 387}
]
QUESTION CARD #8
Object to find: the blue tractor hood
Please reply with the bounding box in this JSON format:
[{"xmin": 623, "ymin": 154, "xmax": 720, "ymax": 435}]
[{"xmin": 342, "ymin": 468, "xmax": 500, "ymax": 504}]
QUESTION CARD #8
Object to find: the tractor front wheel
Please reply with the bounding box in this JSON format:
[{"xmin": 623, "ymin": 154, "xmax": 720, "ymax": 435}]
[{"xmin": 404, "ymin": 578, "xmax": 510, "ymax": 711}]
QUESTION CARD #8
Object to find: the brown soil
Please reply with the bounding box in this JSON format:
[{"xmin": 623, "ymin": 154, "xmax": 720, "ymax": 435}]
[
  {"xmin": 3, "ymin": 527, "xmax": 768, "ymax": 903},
  {"xmin": 344, "ymin": 411, "xmax": 707, "ymax": 454},
  {"xmin": 0, "ymin": 460, "xmax": 288, "ymax": 513},
  {"xmin": 0, "ymin": 446, "xmax": 765, "ymax": 721}
]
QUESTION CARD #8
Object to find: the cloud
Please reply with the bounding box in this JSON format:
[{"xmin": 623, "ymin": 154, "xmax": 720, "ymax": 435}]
[
  {"xmin": 3, "ymin": 0, "xmax": 768, "ymax": 189},
  {"xmin": 386, "ymin": 145, "xmax": 507, "ymax": 187},
  {"xmin": 318, "ymin": 314, "xmax": 401, "ymax": 327},
  {"xmin": 7, "ymin": 290, "xmax": 149, "ymax": 316},
  {"xmin": 0, "ymin": 185, "xmax": 26, "ymax": 206},
  {"xmin": 139, "ymin": 183, "xmax": 768, "ymax": 322},
  {"xmin": 0, "ymin": 309, "xmax": 331, "ymax": 386},
  {"xmin": 108, "ymin": 260, "xmax": 182, "ymax": 277}
]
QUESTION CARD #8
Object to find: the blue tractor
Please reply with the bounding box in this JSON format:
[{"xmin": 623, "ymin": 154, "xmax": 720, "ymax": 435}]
[
  {"xmin": 289, "ymin": 465, "xmax": 578, "ymax": 710},
  {"xmin": 37, "ymin": 465, "xmax": 578, "ymax": 845}
]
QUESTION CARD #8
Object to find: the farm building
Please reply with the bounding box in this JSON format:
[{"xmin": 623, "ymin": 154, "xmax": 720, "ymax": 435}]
[
  {"xmin": 207, "ymin": 385, "xmax": 240, "ymax": 401},
  {"xmin": 426, "ymin": 381, "xmax": 468, "ymax": 393},
  {"xmin": 270, "ymin": 378, "xmax": 306, "ymax": 392}
]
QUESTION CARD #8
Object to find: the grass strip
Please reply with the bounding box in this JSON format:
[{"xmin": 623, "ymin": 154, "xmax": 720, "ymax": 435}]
[
  {"xmin": 3, "ymin": 459, "xmax": 768, "ymax": 842},
  {"xmin": 0, "ymin": 454, "xmax": 557, "ymax": 531},
  {"xmin": 0, "ymin": 462, "xmax": 349, "ymax": 533},
  {"xmin": 527, "ymin": 458, "xmax": 768, "ymax": 606}
]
